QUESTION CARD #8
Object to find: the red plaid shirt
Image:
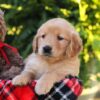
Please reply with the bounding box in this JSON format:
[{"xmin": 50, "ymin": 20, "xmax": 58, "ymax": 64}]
[{"xmin": 0, "ymin": 76, "xmax": 83, "ymax": 100}]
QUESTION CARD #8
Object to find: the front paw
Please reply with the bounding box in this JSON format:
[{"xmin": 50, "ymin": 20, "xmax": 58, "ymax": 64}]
[
  {"xmin": 35, "ymin": 80, "xmax": 53, "ymax": 95},
  {"xmin": 12, "ymin": 75, "xmax": 30, "ymax": 86}
]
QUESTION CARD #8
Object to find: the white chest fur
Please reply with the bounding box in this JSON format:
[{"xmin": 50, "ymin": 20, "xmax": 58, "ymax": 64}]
[{"xmin": 25, "ymin": 53, "xmax": 79, "ymax": 79}]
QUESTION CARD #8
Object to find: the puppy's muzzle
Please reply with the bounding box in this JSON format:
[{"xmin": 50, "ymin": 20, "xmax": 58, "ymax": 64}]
[{"xmin": 43, "ymin": 45, "xmax": 52, "ymax": 56}]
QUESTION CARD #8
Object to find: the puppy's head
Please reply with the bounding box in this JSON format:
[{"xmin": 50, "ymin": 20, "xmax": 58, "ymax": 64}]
[{"xmin": 33, "ymin": 18, "xmax": 82, "ymax": 62}]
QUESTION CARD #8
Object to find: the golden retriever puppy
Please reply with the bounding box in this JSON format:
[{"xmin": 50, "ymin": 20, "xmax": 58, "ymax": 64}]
[{"xmin": 12, "ymin": 18, "xmax": 82, "ymax": 95}]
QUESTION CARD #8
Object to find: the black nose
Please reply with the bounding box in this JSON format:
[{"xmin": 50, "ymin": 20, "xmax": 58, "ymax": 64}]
[{"xmin": 43, "ymin": 46, "xmax": 52, "ymax": 54}]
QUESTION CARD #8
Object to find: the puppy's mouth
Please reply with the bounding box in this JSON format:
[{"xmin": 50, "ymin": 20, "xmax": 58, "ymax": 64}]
[{"xmin": 43, "ymin": 52, "xmax": 52, "ymax": 57}]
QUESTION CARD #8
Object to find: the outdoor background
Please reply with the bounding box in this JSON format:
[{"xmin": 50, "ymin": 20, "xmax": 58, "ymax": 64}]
[{"xmin": 0, "ymin": 0, "xmax": 100, "ymax": 100}]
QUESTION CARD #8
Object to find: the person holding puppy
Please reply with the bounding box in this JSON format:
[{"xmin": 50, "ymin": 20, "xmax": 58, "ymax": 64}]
[
  {"xmin": 12, "ymin": 18, "xmax": 83, "ymax": 95},
  {"xmin": 0, "ymin": 9, "xmax": 24, "ymax": 79},
  {"xmin": 0, "ymin": 10, "xmax": 83, "ymax": 100}
]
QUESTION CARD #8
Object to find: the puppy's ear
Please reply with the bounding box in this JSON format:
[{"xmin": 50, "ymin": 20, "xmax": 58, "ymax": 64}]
[
  {"xmin": 32, "ymin": 35, "xmax": 38, "ymax": 53},
  {"xmin": 66, "ymin": 33, "xmax": 82, "ymax": 58}
]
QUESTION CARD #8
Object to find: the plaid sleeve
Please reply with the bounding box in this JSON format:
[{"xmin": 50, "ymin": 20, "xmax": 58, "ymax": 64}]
[
  {"xmin": 0, "ymin": 76, "xmax": 83, "ymax": 100},
  {"xmin": 0, "ymin": 80, "xmax": 37, "ymax": 100},
  {"xmin": 37, "ymin": 76, "xmax": 83, "ymax": 100}
]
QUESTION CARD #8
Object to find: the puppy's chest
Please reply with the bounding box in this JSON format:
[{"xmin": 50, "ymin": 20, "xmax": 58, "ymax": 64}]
[
  {"xmin": 36, "ymin": 61, "xmax": 67, "ymax": 79},
  {"xmin": 35, "ymin": 65, "xmax": 48, "ymax": 79}
]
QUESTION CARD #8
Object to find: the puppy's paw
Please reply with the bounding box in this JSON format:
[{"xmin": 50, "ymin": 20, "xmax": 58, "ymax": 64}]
[
  {"xmin": 12, "ymin": 75, "xmax": 30, "ymax": 86},
  {"xmin": 35, "ymin": 80, "xmax": 53, "ymax": 95}
]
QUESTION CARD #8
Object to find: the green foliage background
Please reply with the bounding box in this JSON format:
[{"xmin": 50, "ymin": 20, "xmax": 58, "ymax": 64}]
[{"xmin": 0, "ymin": 0, "xmax": 100, "ymax": 87}]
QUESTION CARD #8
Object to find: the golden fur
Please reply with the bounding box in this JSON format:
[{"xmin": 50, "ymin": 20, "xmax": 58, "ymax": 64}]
[{"xmin": 12, "ymin": 18, "xmax": 82, "ymax": 95}]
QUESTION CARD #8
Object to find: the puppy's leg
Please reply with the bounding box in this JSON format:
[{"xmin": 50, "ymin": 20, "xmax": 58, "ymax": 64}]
[
  {"xmin": 35, "ymin": 72, "xmax": 57, "ymax": 95},
  {"xmin": 12, "ymin": 71, "xmax": 35, "ymax": 86}
]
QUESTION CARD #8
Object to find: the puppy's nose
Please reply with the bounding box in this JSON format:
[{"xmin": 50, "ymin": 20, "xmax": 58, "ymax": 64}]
[{"xmin": 43, "ymin": 45, "xmax": 52, "ymax": 54}]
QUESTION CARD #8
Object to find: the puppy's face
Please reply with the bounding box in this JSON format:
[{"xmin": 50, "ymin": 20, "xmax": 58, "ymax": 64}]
[
  {"xmin": 33, "ymin": 18, "xmax": 82, "ymax": 62},
  {"xmin": 37, "ymin": 27, "xmax": 70, "ymax": 58}
]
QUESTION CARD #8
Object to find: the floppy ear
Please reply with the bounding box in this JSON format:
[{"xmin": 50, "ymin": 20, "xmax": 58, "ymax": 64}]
[
  {"xmin": 32, "ymin": 35, "xmax": 38, "ymax": 53},
  {"xmin": 66, "ymin": 33, "xmax": 82, "ymax": 58}
]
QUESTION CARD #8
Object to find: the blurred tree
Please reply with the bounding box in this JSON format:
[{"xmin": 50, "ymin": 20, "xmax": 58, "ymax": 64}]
[{"xmin": 0, "ymin": 0, "xmax": 100, "ymax": 87}]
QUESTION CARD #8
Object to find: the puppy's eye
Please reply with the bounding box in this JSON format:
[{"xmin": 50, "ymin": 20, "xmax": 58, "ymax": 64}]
[
  {"xmin": 57, "ymin": 36, "xmax": 64, "ymax": 40},
  {"xmin": 41, "ymin": 34, "xmax": 46, "ymax": 38}
]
